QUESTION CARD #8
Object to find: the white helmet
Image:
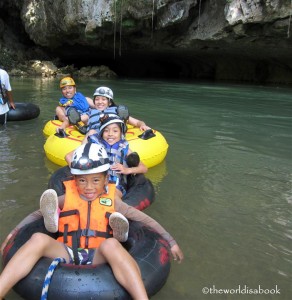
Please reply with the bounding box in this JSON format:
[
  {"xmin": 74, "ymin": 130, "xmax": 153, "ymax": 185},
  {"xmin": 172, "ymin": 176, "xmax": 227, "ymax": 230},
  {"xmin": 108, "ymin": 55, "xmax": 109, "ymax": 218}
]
[
  {"xmin": 70, "ymin": 143, "xmax": 110, "ymax": 175},
  {"xmin": 99, "ymin": 116, "xmax": 127, "ymax": 136},
  {"xmin": 93, "ymin": 87, "xmax": 114, "ymax": 100}
]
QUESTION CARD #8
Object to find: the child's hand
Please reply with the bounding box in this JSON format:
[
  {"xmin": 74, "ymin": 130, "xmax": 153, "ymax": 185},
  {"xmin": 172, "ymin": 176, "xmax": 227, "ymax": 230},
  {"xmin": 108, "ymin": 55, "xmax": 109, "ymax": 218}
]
[
  {"xmin": 140, "ymin": 124, "xmax": 151, "ymax": 131},
  {"xmin": 111, "ymin": 163, "xmax": 128, "ymax": 174},
  {"xmin": 170, "ymin": 244, "xmax": 184, "ymax": 263},
  {"xmin": 64, "ymin": 100, "xmax": 73, "ymax": 107}
]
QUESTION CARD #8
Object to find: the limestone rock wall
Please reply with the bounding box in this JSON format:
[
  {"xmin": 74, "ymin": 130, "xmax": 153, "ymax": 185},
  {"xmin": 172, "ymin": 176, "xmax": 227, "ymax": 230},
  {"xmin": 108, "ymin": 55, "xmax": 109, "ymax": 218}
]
[{"xmin": 0, "ymin": 0, "xmax": 292, "ymax": 83}]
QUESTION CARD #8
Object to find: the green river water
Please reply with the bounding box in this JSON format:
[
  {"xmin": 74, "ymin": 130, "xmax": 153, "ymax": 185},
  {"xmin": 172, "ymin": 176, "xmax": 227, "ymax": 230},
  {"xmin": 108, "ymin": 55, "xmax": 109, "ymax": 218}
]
[{"xmin": 0, "ymin": 78, "xmax": 291, "ymax": 299}]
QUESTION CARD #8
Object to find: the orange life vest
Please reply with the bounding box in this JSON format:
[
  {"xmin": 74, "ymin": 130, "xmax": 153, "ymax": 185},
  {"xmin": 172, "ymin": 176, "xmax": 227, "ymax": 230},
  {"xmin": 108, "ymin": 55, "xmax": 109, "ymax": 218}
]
[{"xmin": 57, "ymin": 180, "xmax": 116, "ymax": 250}]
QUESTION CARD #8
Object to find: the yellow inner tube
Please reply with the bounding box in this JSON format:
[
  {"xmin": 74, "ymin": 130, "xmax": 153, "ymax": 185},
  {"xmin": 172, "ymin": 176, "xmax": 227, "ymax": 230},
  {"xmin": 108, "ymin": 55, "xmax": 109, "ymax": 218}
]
[{"xmin": 43, "ymin": 120, "xmax": 169, "ymax": 168}]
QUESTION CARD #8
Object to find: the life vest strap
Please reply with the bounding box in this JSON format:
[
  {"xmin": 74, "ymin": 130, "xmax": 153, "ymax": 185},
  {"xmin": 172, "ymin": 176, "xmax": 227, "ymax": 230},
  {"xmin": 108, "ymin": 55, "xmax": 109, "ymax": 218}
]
[
  {"xmin": 80, "ymin": 229, "xmax": 112, "ymax": 238},
  {"xmin": 59, "ymin": 209, "xmax": 80, "ymax": 218},
  {"xmin": 63, "ymin": 224, "xmax": 68, "ymax": 244},
  {"xmin": 59, "ymin": 209, "xmax": 81, "ymax": 265},
  {"xmin": 71, "ymin": 231, "xmax": 80, "ymax": 265},
  {"xmin": 105, "ymin": 212, "xmax": 112, "ymax": 235}
]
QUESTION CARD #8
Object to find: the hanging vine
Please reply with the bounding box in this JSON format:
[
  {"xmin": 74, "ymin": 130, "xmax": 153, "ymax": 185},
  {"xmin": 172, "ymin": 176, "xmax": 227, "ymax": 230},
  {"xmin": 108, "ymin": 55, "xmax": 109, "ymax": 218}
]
[
  {"xmin": 288, "ymin": 0, "xmax": 292, "ymax": 38},
  {"xmin": 119, "ymin": 0, "xmax": 123, "ymax": 56},
  {"xmin": 113, "ymin": 0, "xmax": 117, "ymax": 59},
  {"xmin": 197, "ymin": 0, "xmax": 202, "ymax": 36},
  {"xmin": 151, "ymin": 0, "xmax": 155, "ymax": 39}
]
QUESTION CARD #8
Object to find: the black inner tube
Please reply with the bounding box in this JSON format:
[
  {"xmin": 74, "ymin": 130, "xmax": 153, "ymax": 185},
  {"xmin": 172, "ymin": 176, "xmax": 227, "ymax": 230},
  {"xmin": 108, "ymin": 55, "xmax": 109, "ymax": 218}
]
[
  {"xmin": 3, "ymin": 218, "xmax": 171, "ymax": 300},
  {"xmin": 7, "ymin": 102, "xmax": 40, "ymax": 121}
]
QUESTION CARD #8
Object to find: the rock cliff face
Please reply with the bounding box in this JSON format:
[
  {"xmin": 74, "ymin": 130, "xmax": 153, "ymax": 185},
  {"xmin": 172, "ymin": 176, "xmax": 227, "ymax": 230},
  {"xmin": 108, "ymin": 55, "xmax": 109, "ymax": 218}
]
[{"xmin": 0, "ymin": 0, "xmax": 292, "ymax": 84}]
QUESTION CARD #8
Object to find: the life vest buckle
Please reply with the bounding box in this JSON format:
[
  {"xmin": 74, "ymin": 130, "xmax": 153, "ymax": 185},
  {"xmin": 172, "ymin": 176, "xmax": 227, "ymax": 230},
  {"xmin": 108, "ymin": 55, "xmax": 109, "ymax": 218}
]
[{"xmin": 81, "ymin": 229, "xmax": 98, "ymax": 237}]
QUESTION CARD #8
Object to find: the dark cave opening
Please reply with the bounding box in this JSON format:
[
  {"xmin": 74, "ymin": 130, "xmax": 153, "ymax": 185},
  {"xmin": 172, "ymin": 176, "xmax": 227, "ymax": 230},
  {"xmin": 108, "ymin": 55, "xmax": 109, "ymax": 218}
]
[{"xmin": 55, "ymin": 49, "xmax": 190, "ymax": 79}]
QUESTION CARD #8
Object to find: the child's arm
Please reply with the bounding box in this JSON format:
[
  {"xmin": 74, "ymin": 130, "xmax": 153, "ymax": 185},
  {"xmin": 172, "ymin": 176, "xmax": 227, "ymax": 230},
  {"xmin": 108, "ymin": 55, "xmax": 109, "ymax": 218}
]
[
  {"xmin": 111, "ymin": 160, "xmax": 147, "ymax": 175},
  {"xmin": 128, "ymin": 116, "xmax": 151, "ymax": 131},
  {"xmin": 1, "ymin": 195, "xmax": 65, "ymax": 255},
  {"xmin": 111, "ymin": 149, "xmax": 148, "ymax": 175},
  {"xmin": 116, "ymin": 199, "xmax": 184, "ymax": 263},
  {"xmin": 86, "ymin": 97, "xmax": 95, "ymax": 108},
  {"xmin": 0, "ymin": 210, "xmax": 42, "ymax": 254}
]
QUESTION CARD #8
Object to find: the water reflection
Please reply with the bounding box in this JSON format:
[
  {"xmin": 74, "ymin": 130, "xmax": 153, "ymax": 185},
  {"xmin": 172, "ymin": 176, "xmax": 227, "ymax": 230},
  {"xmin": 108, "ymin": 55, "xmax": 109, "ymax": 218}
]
[
  {"xmin": 0, "ymin": 130, "xmax": 17, "ymax": 188},
  {"xmin": 0, "ymin": 129, "xmax": 20, "ymax": 215}
]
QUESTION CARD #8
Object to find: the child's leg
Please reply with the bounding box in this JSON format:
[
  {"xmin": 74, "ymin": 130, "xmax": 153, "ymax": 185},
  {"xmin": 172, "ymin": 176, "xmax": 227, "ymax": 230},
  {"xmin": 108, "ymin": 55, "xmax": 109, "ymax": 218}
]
[
  {"xmin": 0, "ymin": 233, "xmax": 69, "ymax": 299},
  {"xmin": 55, "ymin": 106, "xmax": 67, "ymax": 122},
  {"xmin": 93, "ymin": 238, "xmax": 148, "ymax": 300}
]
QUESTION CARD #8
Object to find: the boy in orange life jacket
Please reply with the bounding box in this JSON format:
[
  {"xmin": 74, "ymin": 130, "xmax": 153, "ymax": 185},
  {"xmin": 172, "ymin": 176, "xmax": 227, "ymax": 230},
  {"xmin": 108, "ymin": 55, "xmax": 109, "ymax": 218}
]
[{"xmin": 0, "ymin": 143, "xmax": 183, "ymax": 300}]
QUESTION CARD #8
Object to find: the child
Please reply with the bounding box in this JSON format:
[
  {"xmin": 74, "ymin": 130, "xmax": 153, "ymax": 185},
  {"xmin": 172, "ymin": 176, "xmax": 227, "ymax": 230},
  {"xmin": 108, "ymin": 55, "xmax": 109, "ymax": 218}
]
[
  {"xmin": 0, "ymin": 143, "xmax": 183, "ymax": 300},
  {"xmin": 73, "ymin": 86, "xmax": 150, "ymax": 136},
  {"xmin": 85, "ymin": 116, "xmax": 148, "ymax": 198},
  {"xmin": 56, "ymin": 77, "xmax": 94, "ymax": 133}
]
